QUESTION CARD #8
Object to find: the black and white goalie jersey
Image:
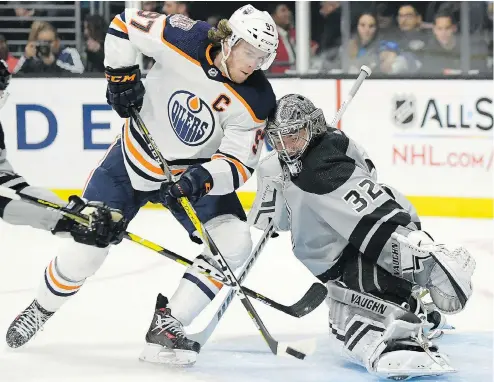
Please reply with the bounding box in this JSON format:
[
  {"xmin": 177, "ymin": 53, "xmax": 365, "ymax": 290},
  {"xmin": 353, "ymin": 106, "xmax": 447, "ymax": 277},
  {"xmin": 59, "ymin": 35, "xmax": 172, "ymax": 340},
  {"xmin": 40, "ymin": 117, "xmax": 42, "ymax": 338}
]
[{"xmin": 249, "ymin": 128, "xmax": 421, "ymax": 278}]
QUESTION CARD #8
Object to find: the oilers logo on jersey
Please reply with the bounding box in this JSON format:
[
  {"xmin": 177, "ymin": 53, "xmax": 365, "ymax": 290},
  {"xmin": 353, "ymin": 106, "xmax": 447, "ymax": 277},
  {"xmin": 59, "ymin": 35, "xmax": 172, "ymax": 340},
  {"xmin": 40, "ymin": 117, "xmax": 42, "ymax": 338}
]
[{"xmin": 167, "ymin": 90, "xmax": 216, "ymax": 146}]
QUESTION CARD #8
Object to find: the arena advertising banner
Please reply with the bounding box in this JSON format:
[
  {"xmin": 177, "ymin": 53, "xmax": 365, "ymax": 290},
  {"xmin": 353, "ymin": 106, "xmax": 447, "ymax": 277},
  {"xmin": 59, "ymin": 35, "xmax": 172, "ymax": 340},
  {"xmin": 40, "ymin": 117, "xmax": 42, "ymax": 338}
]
[
  {"xmin": 0, "ymin": 78, "xmax": 491, "ymax": 217},
  {"xmin": 341, "ymin": 79, "xmax": 493, "ymax": 217}
]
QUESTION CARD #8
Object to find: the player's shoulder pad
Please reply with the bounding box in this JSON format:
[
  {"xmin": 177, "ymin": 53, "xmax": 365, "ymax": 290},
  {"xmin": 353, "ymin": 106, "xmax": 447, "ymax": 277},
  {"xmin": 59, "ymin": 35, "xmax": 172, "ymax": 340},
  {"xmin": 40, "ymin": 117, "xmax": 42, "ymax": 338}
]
[
  {"xmin": 227, "ymin": 70, "xmax": 276, "ymax": 122},
  {"xmin": 163, "ymin": 14, "xmax": 212, "ymax": 61},
  {"xmin": 293, "ymin": 130, "xmax": 356, "ymax": 195}
]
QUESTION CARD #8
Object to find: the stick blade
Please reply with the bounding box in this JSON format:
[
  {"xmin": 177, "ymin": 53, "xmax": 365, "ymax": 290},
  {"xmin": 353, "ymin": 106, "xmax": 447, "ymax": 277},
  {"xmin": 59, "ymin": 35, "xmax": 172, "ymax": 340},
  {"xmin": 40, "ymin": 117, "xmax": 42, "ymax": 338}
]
[
  {"xmin": 277, "ymin": 337, "xmax": 317, "ymax": 360},
  {"xmin": 288, "ymin": 283, "xmax": 328, "ymax": 317}
]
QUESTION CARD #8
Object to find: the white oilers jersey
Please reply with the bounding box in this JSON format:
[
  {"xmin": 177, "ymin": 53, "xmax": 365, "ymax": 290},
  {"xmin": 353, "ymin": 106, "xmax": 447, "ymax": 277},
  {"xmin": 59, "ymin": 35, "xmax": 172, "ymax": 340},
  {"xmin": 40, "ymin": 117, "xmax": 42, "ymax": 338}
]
[{"xmin": 105, "ymin": 10, "xmax": 276, "ymax": 192}]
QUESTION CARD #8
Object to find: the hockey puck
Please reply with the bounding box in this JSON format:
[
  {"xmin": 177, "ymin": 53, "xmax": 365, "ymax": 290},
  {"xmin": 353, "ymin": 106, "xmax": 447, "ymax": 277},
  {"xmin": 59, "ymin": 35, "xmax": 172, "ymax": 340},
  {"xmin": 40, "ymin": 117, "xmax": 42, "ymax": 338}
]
[{"xmin": 285, "ymin": 347, "xmax": 306, "ymax": 360}]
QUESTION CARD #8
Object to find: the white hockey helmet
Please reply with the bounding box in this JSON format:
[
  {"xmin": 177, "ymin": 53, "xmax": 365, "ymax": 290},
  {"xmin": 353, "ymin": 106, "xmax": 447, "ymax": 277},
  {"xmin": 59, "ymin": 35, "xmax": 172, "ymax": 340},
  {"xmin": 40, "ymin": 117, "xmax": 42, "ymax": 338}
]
[{"xmin": 225, "ymin": 4, "xmax": 279, "ymax": 71}]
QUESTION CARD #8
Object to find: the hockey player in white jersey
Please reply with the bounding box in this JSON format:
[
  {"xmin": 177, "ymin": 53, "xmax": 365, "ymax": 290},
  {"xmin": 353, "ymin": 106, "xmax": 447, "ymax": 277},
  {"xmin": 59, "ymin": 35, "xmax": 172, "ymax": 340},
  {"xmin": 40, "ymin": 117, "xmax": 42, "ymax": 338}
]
[
  {"xmin": 249, "ymin": 94, "xmax": 475, "ymax": 379},
  {"xmin": 7, "ymin": 5, "xmax": 278, "ymax": 366}
]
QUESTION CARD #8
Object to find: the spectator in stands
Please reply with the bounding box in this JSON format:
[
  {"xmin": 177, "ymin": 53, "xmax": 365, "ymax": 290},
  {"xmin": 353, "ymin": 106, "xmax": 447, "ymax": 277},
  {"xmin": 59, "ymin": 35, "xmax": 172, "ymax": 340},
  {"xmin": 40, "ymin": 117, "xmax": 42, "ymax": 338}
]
[
  {"xmin": 206, "ymin": 15, "xmax": 222, "ymax": 28},
  {"xmin": 378, "ymin": 40, "xmax": 421, "ymax": 74},
  {"xmin": 395, "ymin": 4, "xmax": 427, "ymax": 53},
  {"xmin": 344, "ymin": 11, "xmax": 380, "ymax": 73},
  {"xmin": 84, "ymin": 14, "xmax": 106, "ymax": 72},
  {"xmin": 142, "ymin": 1, "xmax": 160, "ymax": 13},
  {"xmin": 0, "ymin": 35, "xmax": 19, "ymax": 73},
  {"xmin": 162, "ymin": 1, "xmax": 190, "ymax": 17},
  {"xmin": 420, "ymin": 12, "xmax": 460, "ymax": 74},
  {"xmin": 14, "ymin": 21, "xmax": 84, "ymax": 74},
  {"xmin": 270, "ymin": 3, "xmax": 295, "ymax": 73},
  {"xmin": 318, "ymin": 1, "xmax": 341, "ymax": 56},
  {"xmin": 421, "ymin": 11, "xmax": 490, "ymax": 74}
]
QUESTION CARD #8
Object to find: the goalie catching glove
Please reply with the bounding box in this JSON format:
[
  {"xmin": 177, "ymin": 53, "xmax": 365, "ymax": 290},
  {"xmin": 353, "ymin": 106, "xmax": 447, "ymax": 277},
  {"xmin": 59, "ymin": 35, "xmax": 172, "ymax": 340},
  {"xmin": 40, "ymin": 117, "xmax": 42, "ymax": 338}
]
[{"xmin": 52, "ymin": 195, "xmax": 127, "ymax": 248}]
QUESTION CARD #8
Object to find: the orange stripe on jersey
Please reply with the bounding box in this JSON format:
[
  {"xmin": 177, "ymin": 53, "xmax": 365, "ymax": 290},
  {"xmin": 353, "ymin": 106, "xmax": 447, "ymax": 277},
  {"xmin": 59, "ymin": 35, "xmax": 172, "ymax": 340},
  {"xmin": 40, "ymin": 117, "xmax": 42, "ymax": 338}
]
[
  {"xmin": 207, "ymin": 276, "xmax": 223, "ymax": 290},
  {"xmin": 205, "ymin": 44, "xmax": 214, "ymax": 65},
  {"xmin": 124, "ymin": 119, "xmax": 164, "ymax": 176},
  {"xmin": 161, "ymin": 18, "xmax": 200, "ymax": 67},
  {"xmin": 223, "ymin": 83, "xmax": 264, "ymax": 124},
  {"xmin": 212, "ymin": 153, "xmax": 249, "ymax": 183},
  {"xmin": 48, "ymin": 261, "xmax": 80, "ymax": 291},
  {"xmin": 112, "ymin": 16, "xmax": 128, "ymax": 34}
]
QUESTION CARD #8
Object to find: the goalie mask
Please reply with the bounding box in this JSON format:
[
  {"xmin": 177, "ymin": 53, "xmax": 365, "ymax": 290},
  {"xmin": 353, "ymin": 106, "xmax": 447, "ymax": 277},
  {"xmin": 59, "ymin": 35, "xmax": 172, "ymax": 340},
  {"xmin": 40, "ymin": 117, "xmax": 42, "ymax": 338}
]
[{"xmin": 265, "ymin": 94, "xmax": 326, "ymax": 176}]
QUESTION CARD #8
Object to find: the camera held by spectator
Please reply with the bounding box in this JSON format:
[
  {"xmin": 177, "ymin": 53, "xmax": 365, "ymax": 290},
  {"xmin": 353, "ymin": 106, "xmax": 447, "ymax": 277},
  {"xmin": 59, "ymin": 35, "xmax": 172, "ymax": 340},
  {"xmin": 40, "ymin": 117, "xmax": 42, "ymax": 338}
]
[
  {"xmin": 35, "ymin": 40, "xmax": 52, "ymax": 59},
  {"xmin": 15, "ymin": 21, "xmax": 84, "ymax": 74}
]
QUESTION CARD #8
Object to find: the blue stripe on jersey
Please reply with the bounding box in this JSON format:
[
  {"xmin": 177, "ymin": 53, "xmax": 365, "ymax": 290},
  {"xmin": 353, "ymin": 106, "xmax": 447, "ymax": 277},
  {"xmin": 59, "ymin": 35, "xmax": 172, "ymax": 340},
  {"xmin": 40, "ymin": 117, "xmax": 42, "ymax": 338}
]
[
  {"xmin": 121, "ymin": 137, "xmax": 163, "ymax": 183},
  {"xmin": 183, "ymin": 273, "xmax": 216, "ymax": 300},
  {"xmin": 119, "ymin": 11, "xmax": 126, "ymax": 23},
  {"xmin": 44, "ymin": 272, "xmax": 78, "ymax": 297},
  {"xmin": 107, "ymin": 28, "xmax": 129, "ymax": 40},
  {"xmin": 128, "ymin": 121, "xmax": 156, "ymax": 161},
  {"xmin": 225, "ymin": 160, "xmax": 239, "ymax": 189}
]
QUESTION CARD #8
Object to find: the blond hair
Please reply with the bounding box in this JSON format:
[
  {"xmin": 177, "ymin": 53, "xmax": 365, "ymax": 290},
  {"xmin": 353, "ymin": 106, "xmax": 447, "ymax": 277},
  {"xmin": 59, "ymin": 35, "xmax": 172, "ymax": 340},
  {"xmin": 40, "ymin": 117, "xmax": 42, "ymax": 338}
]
[
  {"xmin": 207, "ymin": 19, "xmax": 232, "ymax": 44},
  {"xmin": 28, "ymin": 21, "xmax": 56, "ymax": 42}
]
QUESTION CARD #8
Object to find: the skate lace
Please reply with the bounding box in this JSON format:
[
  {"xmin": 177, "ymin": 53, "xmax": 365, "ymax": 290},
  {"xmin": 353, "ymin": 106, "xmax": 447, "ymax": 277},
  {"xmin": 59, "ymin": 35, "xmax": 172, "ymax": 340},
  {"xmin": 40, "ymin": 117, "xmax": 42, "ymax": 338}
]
[
  {"xmin": 153, "ymin": 314, "xmax": 185, "ymax": 338},
  {"xmin": 14, "ymin": 304, "xmax": 47, "ymax": 338}
]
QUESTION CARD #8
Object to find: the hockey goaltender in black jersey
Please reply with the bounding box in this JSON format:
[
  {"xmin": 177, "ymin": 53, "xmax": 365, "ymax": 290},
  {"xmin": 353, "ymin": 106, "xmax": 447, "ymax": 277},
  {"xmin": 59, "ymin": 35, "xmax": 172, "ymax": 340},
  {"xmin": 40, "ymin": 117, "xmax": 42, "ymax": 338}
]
[{"xmin": 248, "ymin": 94, "xmax": 476, "ymax": 380}]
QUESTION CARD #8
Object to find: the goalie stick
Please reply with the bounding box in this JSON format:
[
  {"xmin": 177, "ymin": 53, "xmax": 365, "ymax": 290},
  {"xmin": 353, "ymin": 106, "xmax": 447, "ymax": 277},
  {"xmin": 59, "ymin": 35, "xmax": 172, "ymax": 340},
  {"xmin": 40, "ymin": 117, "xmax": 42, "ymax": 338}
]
[
  {"xmin": 129, "ymin": 106, "xmax": 315, "ymax": 360},
  {"xmin": 0, "ymin": 185, "xmax": 326, "ymax": 319}
]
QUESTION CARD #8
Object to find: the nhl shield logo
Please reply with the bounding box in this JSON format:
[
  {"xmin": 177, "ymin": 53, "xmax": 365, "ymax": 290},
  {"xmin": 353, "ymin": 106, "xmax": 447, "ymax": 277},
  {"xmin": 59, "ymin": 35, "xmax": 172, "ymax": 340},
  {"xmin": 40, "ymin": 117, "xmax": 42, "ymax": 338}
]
[{"xmin": 392, "ymin": 95, "xmax": 416, "ymax": 127}]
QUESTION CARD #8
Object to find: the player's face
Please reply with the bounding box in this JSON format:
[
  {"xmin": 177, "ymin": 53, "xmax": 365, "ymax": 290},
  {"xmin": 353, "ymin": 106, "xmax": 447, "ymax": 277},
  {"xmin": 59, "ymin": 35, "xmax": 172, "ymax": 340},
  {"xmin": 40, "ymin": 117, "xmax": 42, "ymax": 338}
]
[
  {"xmin": 271, "ymin": 125, "xmax": 310, "ymax": 158},
  {"xmin": 227, "ymin": 40, "xmax": 269, "ymax": 84}
]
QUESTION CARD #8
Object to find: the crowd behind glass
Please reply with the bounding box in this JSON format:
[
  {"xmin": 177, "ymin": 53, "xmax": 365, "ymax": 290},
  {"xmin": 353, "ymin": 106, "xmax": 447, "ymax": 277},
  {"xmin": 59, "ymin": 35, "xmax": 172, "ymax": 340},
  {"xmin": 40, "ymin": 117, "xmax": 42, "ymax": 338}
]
[{"xmin": 0, "ymin": 1, "xmax": 492, "ymax": 76}]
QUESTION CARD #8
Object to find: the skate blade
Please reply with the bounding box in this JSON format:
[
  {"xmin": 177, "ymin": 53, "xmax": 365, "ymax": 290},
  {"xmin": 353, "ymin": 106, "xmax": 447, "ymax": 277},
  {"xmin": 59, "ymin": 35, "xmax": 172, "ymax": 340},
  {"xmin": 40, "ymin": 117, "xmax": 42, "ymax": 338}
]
[{"xmin": 139, "ymin": 343, "xmax": 197, "ymax": 367}]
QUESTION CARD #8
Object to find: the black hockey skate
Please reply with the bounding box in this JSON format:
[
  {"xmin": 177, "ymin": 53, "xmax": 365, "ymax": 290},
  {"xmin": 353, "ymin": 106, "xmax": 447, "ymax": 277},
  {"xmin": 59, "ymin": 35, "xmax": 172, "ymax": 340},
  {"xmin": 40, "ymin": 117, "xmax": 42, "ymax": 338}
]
[
  {"xmin": 139, "ymin": 293, "xmax": 200, "ymax": 366},
  {"xmin": 6, "ymin": 299, "xmax": 54, "ymax": 348}
]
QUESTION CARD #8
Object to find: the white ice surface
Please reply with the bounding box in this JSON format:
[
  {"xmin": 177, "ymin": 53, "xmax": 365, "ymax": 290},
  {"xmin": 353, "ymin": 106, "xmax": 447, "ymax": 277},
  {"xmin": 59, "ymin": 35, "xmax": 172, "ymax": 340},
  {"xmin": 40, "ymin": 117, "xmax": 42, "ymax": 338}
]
[{"xmin": 0, "ymin": 210, "xmax": 492, "ymax": 382}]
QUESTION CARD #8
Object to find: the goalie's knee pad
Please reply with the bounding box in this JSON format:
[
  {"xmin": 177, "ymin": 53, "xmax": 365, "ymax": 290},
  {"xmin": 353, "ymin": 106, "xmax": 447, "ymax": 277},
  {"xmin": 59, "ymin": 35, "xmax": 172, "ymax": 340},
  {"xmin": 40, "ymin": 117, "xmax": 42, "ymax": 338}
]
[
  {"xmin": 391, "ymin": 230, "xmax": 475, "ymax": 314},
  {"xmin": 326, "ymin": 281, "xmax": 455, "ymax": 379},
  {"xmin": 201, "ymin": 214, "xmax": 252, "ymax": 271}
]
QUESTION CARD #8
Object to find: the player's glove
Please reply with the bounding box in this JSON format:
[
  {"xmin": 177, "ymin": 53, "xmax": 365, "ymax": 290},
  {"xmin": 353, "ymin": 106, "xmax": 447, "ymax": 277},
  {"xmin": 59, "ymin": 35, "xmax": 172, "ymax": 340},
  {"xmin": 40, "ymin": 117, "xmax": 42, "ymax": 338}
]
[
  {"xmin": 159, "ymin": 165, "xmax": 213, "ymax": 212},
  {"xmin": 52, "ymin": 196, "xmax": 128, "ymax": 248},
  {"xmin": 105, "ymin": 65, "xmax": 145, "ymax": 118}
]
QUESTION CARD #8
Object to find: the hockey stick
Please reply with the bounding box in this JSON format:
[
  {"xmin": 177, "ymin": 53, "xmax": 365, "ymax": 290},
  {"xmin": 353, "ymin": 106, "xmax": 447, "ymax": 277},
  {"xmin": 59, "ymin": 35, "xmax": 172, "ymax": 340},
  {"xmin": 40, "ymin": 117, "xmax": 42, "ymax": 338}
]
[
  {"xmin": 189, "ymin": 66, "xmax": 374, "ymax": 344},
  {"xmin": 129, "ymin": 107, "xmax": 315, "ymax": 360},
  {"xmin": 187, "ymin": 219, "xmax": 321, "ymax": 350},
  {"xmin": 0, "ymin": 185, "xmax": 326, "ymax": 318},
  {"xmin": 329, "ymin": 65, "xmax": 372, "ymax": 128}
]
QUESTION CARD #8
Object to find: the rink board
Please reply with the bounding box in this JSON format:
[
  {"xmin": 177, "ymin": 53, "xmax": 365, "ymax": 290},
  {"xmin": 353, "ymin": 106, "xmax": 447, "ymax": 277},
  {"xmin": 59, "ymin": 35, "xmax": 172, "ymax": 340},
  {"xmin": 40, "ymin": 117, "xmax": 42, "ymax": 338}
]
[{"xmin": 0, "ymin": 78, "xmax": 492, "ymax": 218}]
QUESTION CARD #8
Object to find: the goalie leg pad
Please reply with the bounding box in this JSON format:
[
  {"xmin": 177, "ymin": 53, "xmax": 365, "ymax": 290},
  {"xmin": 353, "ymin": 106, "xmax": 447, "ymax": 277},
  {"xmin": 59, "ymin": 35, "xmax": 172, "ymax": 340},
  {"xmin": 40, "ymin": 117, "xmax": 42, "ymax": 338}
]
[{"xmin": 326, "ymin": 281, "xmax": 455, "ymax": 379}]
